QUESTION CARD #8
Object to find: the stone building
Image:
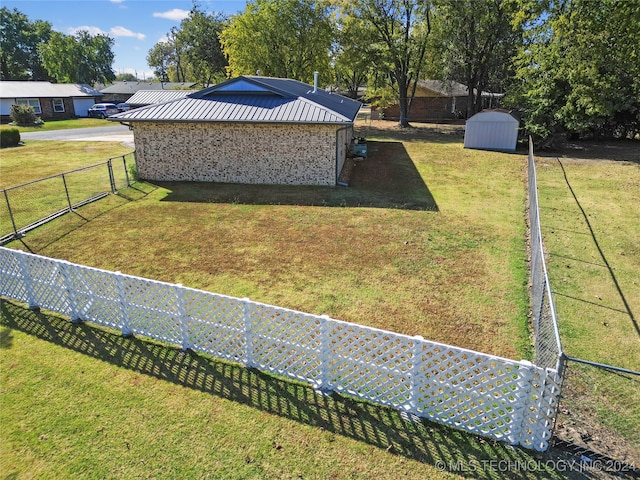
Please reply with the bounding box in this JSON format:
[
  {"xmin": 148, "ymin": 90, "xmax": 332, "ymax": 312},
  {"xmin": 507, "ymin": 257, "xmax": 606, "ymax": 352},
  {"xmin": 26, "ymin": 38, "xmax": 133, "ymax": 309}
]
[{"xmin": 109, "ymin": 75, "xmax": 361, "ymax": 186}]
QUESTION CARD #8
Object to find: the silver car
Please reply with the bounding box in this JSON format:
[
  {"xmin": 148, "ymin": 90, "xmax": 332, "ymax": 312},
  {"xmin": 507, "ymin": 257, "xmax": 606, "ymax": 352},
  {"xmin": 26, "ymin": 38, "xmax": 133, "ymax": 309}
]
[{"xmin": 88, "ymin": 103, "xmax": 119, "ymax": 119}]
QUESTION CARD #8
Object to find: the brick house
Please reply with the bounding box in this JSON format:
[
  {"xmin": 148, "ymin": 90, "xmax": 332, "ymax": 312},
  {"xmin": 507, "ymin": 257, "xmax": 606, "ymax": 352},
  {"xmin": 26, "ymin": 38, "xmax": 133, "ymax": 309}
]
[
  {"xmin": 381, "ymin": 80, "xmax": 503, "ymax": 122},
  {"xmin": 0, "ymin": 81, "xmax": 103, "ymax": 121},
  {"xmin": 109, "ymin": 76, "xmax": 362, "ymax": 186}
]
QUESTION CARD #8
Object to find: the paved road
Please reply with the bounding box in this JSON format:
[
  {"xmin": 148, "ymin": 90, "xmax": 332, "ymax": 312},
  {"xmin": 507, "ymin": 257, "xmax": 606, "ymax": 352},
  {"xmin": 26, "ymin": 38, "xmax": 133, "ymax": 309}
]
[{"xmin": 20, "ymin": 124, "xmax": 134, "ymax": 147}]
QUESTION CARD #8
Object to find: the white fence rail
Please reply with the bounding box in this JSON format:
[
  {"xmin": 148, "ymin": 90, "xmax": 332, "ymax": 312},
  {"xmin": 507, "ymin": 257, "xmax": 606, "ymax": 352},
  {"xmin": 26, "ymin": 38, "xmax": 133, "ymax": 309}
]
[{"xmin": 0, "ymin": 246, "xmax": 561, "ymax": 451}]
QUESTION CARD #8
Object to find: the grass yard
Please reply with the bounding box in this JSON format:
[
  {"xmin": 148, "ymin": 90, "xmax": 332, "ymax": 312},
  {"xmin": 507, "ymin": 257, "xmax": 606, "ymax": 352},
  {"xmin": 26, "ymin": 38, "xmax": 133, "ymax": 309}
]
[
  {"xmin": 534, "ymin": 141, "xmax": 639, "ymax": 370},
  {"xmin": 1, "ymin": 121, "xmax": 574, "ymax": 479},
  {"xmin": 0, "ymin": 117, "xmax": 111, "ymax": 133},
  {"xmin": 0, "ymin": 141, "xmax": 132, "ymax": 187}
]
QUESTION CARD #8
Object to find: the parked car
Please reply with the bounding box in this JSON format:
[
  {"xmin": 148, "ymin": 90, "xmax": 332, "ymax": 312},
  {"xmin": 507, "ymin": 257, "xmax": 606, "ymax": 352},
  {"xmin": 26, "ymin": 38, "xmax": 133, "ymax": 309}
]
[
  {"xmin": 117, "ymin": 103, "xmax": 131, "ymax": 112},
  {"xmin": 87, "ymin": 103, "xmax": 119, "ymax": 119}
]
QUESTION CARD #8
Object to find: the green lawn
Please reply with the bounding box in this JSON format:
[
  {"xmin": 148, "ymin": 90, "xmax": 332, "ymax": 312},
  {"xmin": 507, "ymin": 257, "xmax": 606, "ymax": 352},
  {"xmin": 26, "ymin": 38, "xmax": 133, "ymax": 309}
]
[
  {"xmin": 0, "ymin": 117, "xmax": 111, "ymax": 133},
  {"xmin": 1, "ymin": 122, "xmax": 574, "ymax": 479},
  {"xmin": 535, "ymin": 145, "xmax": 639, "ymax": 370}
]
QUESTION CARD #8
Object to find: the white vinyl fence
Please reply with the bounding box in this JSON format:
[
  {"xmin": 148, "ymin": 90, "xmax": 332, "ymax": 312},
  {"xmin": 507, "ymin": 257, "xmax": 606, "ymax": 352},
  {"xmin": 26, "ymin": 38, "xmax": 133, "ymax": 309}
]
[{"xmin": 0, "ymin": 246, "xmax": 561, "ymax": 451}]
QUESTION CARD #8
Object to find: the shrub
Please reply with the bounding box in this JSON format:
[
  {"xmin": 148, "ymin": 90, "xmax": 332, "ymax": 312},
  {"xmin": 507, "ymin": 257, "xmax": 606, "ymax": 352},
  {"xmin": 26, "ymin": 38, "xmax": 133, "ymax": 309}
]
[
  {"xmin": 0, "ymin": 128, "xmax": 21, "ymax": 148},
  {"xmin": 9, "ymin": 104, "xmax": 43, "ymax": 125}
]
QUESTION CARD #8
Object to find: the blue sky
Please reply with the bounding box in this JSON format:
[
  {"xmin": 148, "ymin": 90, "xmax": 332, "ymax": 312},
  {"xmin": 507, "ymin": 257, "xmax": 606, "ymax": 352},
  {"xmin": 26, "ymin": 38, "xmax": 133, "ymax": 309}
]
[{"xmin": 4, "ymin": 0, "xmax": 249, "ymax": 80}]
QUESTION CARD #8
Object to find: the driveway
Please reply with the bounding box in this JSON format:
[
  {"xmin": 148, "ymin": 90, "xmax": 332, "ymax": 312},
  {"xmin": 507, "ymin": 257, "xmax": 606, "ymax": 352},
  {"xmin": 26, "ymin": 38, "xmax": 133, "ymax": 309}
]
[{"xmin": 20, "ymin": 124, "xmax": 134, "ymax": 147}]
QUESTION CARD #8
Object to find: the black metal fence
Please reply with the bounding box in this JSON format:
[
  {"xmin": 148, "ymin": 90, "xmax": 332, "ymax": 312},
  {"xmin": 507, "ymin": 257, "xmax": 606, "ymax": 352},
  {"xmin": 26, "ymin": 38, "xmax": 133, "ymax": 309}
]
[{"xmin": 1, "ymin": 152, "xmax": 134, "ymax": 245}]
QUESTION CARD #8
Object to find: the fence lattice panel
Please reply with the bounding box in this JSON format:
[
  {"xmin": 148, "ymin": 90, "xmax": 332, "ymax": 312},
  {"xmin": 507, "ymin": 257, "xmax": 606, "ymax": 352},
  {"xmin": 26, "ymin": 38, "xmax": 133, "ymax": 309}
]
[{"xmin": 0, "ymin": 246, "xmax": 561, "ymax": 452}]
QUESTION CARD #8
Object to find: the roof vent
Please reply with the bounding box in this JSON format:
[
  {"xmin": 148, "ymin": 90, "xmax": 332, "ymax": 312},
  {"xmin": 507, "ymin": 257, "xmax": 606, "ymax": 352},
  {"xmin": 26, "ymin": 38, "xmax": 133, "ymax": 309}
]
[{"xmin": 313, "ymin": 71, "xmax": 319, "ymax": 93}]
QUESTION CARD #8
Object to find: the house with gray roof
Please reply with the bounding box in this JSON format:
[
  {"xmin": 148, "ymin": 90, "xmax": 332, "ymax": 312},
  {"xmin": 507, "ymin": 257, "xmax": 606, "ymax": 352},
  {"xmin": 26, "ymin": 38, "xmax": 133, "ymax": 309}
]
[
  {"xmin": 126, "ymin": 89, "xmax": 196, "ymax": 108},
  {"xmin": 0, "ymin": 81, "xmax": 103, "ymax": 120},
  {"xmin": 98, "ymin": 81, "xmax": 198, "ymax": 103},
  {"xmin": 109, "ymin": 75, "xmax": 362, "ymax": 186}
]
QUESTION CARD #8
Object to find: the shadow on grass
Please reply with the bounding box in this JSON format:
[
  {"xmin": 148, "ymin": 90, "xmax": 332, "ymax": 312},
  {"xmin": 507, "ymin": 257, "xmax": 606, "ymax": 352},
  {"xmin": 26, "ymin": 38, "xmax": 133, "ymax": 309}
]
[
  {"xmin": 0, "ymin": 299, "xmax": 576, "ymax": 480},
  {"xmin": 154, "ymin": 141, "xmax": 438, "ymax": 211}
]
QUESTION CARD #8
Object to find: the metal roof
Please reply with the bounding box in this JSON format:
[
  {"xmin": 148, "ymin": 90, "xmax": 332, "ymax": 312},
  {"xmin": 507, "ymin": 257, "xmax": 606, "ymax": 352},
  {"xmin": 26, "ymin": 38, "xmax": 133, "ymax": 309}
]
[
  {"xmin": 99, "ymin": 81, "xmax": 197, "ymax": 95},
  {"xmin": 109, "ymin": 76, "xmax": 362, "ymax": 125},
  {"xmin": 0, "ymin": 81, "xmax": 102, "ymax": 98},
  {"xmin": 126, "ymin": 89, "xmax": 195, "ymax": 106}
]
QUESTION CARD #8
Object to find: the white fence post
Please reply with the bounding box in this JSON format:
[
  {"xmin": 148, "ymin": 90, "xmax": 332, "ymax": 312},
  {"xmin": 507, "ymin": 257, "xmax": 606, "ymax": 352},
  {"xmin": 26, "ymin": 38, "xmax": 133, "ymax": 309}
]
[
  {"xmin": 316, "ymin": 314, "xmax": 332, "ymax": 394},
  {"xmin": 175, "ymin": 284, "xmax": 190, "ymax": 351},
  {"xmin": 16, "ymin": 252, "xmax": 37, "ymax": 310},
  {"xmin": 513, "ymin": 360, "xmax": 535, "ymax": 447},
  {"xmin": 406, "ymin": 335, "xmax": 424, "ymax": 414},
  {"xmin": 59, "ymin": 261, "xmax": 80, "ymax": 323},
  {"xmin": 242, "ymin": 298, "xmax": 254, "ymax": 368},
  {"xmin": 115, "ymin": 272, "xmax": 132, "ymax": 337}
]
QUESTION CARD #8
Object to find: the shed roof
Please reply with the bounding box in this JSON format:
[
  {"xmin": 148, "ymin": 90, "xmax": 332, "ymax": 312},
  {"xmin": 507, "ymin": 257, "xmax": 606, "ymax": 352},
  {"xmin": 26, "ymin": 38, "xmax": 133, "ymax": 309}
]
[
  {"xmin": 466, "ymin": 109, "xmax": 519, "ymax": 123},
  {"xmin": 0, "ymin": 81, "xmax": 103, "ymax": 99},
  {"xmin": 126, "ymin": 89, "xmax": 196, "ymax": 106},
  {"xmin": 109, "ymin": 76, "xmax": 362, "ymax": 125}
]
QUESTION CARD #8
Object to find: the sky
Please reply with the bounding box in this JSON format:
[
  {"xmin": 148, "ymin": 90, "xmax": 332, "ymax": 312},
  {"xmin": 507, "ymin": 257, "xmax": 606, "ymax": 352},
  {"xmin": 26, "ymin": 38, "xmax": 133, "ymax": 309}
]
[{"xmin": 3, "ymin": 0, "xmax": 249, "ymax": 80}]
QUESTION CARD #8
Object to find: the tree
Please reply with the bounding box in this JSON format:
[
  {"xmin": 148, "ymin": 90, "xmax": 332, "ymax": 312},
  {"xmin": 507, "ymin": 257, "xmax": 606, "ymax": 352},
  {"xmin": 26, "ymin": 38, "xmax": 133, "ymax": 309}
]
[
  {"xmin": 115, "ymin": 73, "xmax": 138, "ymax": 81},
  {"xmin": 0, "ymin": 7, "xmax": 52, "ymax": 80},
  {"xmin": 220, "ymin": 0, "xmax": 334, "ymax": 85},
  {"xmin": 147, "ymin": 41, "xmax": 172, "ymax": 81},
  {"xmin": 338, "ymin": 0, "xmax": 432, "ymax": 127},
  {"xmin": 506, "ymin": 0, "xmax": 640, "ymax": 141},
  {"xmin": 332, "ymin": 8, "xmax": 380, "ymax": 98},
  {"xmin": 426, "ymin": 0, "xmax": 524, "ymax": 118},
  {"xmin": 147, "ymin": 3, "xmax": 227, "ymax": 85},
  {"xmin": 39, "ymin": 30, "xmax": 115, "ymax": 84},
  {"xmin": 177, "ymin": 3, "xmax": 227, "ymax": 86}
]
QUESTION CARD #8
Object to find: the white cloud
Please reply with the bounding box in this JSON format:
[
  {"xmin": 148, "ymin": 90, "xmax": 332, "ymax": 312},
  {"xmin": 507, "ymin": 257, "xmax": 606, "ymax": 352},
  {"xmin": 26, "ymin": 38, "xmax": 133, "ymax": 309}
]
[
  {"xmin": 110, "ymin": 26, "xmax": 146, "ymax": 41},
  {"xmin": 68, "ymin": 25, "xmax": 106, "ymax": 36},
  {"xmin": 153, "ymin": 9, "xmax": 190, "ymax": 21},
  {"xmin": 157, "ymin": 34, "xmax": 171, "ymax": 44},
  {"xmin": 110, "ymin": 0, "xmax": 125, "ymax": 3}
]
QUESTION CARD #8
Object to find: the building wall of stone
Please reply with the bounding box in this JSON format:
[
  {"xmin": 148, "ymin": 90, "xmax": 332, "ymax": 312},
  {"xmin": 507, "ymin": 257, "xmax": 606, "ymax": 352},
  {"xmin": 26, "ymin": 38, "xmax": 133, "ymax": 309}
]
[{"xmin": 133, "ymin": 122, "xmax": 342, "ymax": 185}]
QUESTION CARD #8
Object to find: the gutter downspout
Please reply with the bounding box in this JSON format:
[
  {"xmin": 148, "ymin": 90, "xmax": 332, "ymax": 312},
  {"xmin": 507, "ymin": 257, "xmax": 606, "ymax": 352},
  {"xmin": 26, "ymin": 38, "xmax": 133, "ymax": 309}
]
[{"xmin": 335, "ymin": 125, "xmax": 351, "ymax": 186}]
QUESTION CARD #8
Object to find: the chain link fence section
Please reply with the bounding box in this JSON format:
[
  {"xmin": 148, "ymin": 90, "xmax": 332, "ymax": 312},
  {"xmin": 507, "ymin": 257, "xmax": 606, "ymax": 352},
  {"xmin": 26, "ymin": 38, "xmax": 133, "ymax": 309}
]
[
  {"xmin": 555, "ymin": 359, "xmax": 640, "ymax": 472},
  {"xmin": 527, "ymin": 139, "xmax": 563, "ymax": 372},
  {"xmin": 1, "ymin": 152, "xmax": 134, "ymax": 245}
]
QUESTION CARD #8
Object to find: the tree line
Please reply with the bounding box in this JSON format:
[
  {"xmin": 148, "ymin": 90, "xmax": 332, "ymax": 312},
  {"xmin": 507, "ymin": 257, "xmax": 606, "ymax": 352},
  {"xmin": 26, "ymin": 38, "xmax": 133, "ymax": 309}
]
[{"xmin": 2, "ymin": 0, "xmax": 638, "ymax": 140}]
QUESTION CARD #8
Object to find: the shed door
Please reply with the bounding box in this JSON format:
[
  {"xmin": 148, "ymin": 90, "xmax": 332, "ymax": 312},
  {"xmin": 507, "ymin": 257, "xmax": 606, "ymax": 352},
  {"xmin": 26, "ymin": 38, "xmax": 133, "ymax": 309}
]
[{"xmin": 73, "ymin": 98, "xmax": 96, "ymax": 117}]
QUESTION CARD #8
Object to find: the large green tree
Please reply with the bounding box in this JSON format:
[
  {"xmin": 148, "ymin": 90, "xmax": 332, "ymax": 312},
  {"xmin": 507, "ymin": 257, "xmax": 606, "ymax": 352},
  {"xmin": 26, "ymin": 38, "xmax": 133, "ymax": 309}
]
[
  {"xmin": 506, "ymin": 0, "xmax": 640, "ymax": 141},
  {"xmin": 147, "ymin": 3, "xmax": 227, "ymax": 85},
  {"xmin": 0, "ymin": 6, "xmax": 52, "ymax": 80},
  {"xmin": 39, "ymin": 30, "xmax": 115, "ymax": 84},
  {"xmin": 178, "ymin": 5, "xmax": 227, "ymax": 86},
  {"xmin": 426, "ymin": 0, "xmax": 524, "ymax": 117},
  {"xmin": 220, "ymin": 0, "xmax": 334, "ymax": 85},
  {"xmin": 338, "ymin": 0, "xmax": 432, "ymax": 127}
]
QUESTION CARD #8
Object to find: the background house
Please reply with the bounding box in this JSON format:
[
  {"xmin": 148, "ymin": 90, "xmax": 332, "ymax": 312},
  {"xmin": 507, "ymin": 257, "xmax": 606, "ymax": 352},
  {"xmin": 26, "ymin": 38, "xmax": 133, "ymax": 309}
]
[
  {"xmin": 98, "ymin": 81, "xmax": 197, "ymax": 104},
  {"xmin": 125, "ymin": 89, "xmax": 195, "ymax": 108},
  {"xmin": 381, "ymin": 80, "xmax": 504, "ymax": 122},
  {"xmin": 109, "ymin": 75, "xmax": 362, "ymax": 186},
  {"xmin": 0, "ymin": 81, "xmax": 103, "ymax": 121}
]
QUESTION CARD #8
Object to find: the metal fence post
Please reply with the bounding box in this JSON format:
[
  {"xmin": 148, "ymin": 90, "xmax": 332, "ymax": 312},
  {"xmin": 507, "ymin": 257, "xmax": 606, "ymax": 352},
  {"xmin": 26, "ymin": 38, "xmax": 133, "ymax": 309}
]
[
  {"xmin": 107, "ymin": 160, "xmax": 116, "ymax": 194},
  {"xmin": 61, "ymin": 174, "xmax": 73, "ymax": 212},
  {"xmin": 122, "ymin": 155, "xmax": 131, "ymax": 187},
  {"xmin": 3, "ymin": 189, "xmax": 20, "ymax": 240}
]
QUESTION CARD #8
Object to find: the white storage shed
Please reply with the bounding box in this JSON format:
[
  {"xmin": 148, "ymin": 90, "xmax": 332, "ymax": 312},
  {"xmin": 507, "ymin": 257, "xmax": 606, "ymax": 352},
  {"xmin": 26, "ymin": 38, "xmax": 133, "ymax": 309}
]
[{"xmin": 464, "ymin": 110, "xmax": 519, "ymax": 152}]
